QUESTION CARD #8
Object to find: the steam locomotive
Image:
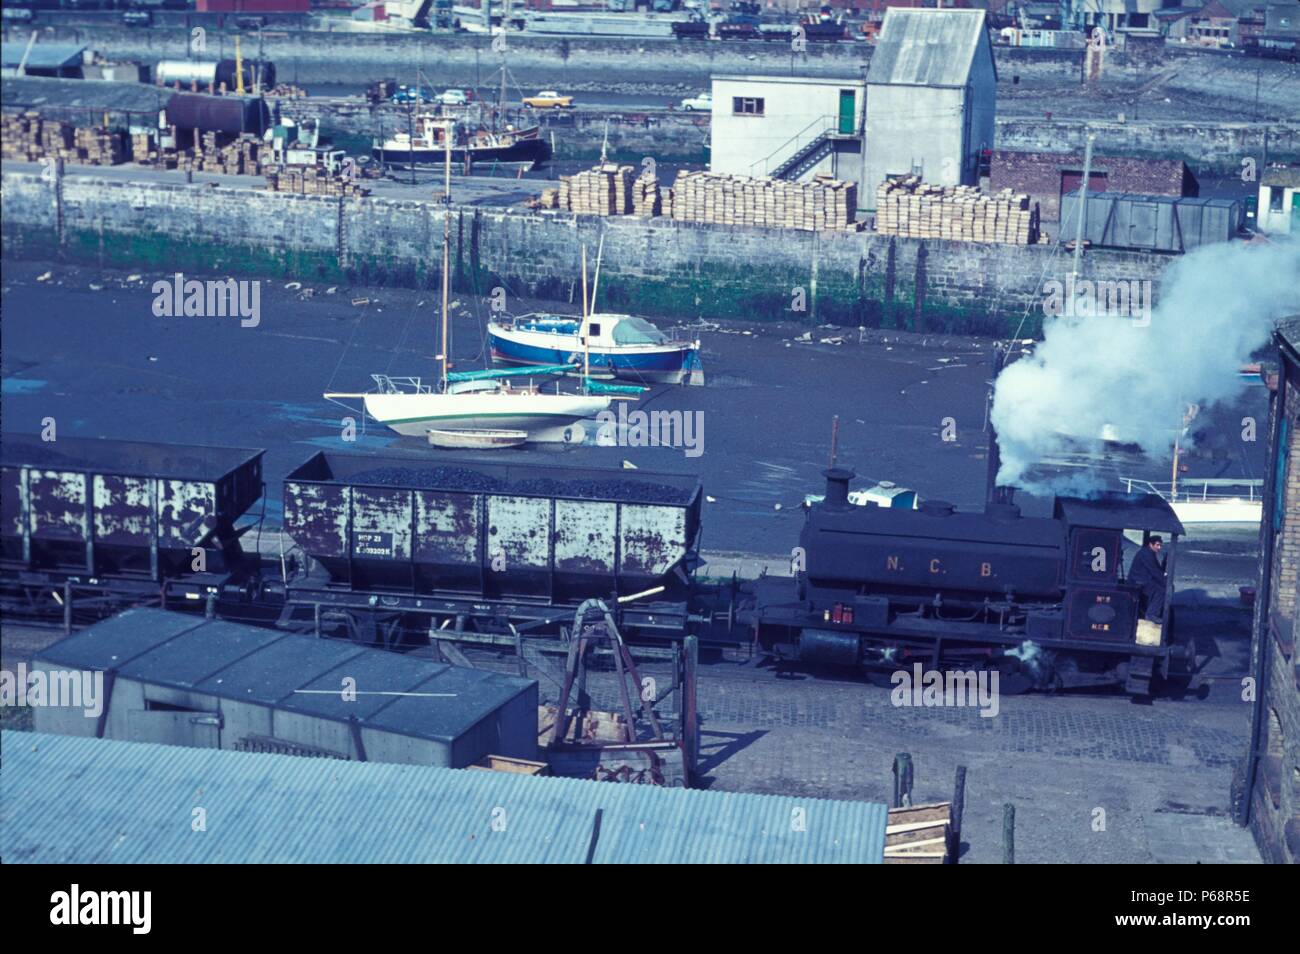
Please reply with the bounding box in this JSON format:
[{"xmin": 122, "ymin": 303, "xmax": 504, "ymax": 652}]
[{"xmin": 747, "ymin": 467, "xmax": 1186, "ymax": 697}]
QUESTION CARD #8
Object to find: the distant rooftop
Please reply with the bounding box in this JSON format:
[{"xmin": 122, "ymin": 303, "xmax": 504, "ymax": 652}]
[
  {"xmin": 1261, "ymin": 165, "xmax": 1300, "ymax": 189},
  {"xmin": 867, "ymin": 8, "xmax": 994, "ymax": 89},
  {"xmin": 0, "ymin": 43, "xmax": 85, "ymax": 72},
  {"xmin": 0, "ymin": 732, "xmax": 890, "ymax": 864}
]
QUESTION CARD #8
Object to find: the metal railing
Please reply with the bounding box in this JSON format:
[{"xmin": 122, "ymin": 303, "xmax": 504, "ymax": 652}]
[
  {"xmin": 1121, "ymin": 476, "xmax": 1264, "ymax": 503},
  {"xmin": 748, "ymin": 114, "xmax": 837, "ymax": 178}
]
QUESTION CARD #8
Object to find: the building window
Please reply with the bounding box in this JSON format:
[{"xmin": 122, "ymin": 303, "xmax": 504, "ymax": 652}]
[
  {"xmin": 732, "ymin": 97, "xmax": 764, "ymax": 117},
  {"xmin": 1269, "ymin": 187, "xmax": 1284, "ymax": 212}
]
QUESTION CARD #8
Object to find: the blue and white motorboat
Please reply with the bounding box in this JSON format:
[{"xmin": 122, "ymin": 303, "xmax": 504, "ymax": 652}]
[{"xmin": 488, "ymin": 312, "xmax": 704, "ymax": 386}]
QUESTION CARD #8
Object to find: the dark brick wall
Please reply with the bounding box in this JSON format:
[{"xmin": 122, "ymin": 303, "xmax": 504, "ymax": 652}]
[{"xmin": 988, "ymin": 149, "xmax": 1196, "ymax": 222}]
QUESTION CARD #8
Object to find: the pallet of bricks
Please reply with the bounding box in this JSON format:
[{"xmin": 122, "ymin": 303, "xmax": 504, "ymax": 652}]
[
  {"xmin": 875, "ymin": 177, "xmax": 1039, "ymax": 245},
  {"xmin": 264, "ymin": 166, "xmax": 369, "ymax": 197},
  {"xmin": 557, "ymin": 163, "xmax": 634, "ymax": 215},
  {"xmin": 664, "ymin": 171, "xmax": 856, "ymax": 232}
]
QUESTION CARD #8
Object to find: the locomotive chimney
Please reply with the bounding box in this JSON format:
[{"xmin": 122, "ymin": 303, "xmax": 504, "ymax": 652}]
[
  {"xmin": 823, "ymin": 468, "xmax": 854, "ymax": 509},
  {"xmin": 986, "ymin": 345, "xmax": 1016, "ymax": 507}
]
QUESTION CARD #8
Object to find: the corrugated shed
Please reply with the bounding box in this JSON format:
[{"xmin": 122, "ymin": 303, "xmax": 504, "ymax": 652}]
[
  {"xmin": 0, "ymin": 732, "xmax": 888, "ymax": 864},
  {"xmin": 34, "ymin": 608, "xmax": 535, "ymax": 744},
  {"xmin": 866, "ymin": 9, "xmax": 991, "ymax": 88}
]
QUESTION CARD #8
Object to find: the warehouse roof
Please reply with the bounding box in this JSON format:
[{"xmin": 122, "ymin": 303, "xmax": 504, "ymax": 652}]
[
  {"xmin": 0, "ymin": 732, "xmax": 889, "ymax": 863},
  {"xmin": 33, "ymin": 609, "xmax": 536, "ymax": 744},
  {"xmin": 867, "ymin": 9, "xmax": 995, "ymax": 88},
  {"xmin": 0, "ymin": 44, "xmax": 86, "ymax": 72},
  {"xmin": 1, "ymin": 76, "xmax": 171, "ymax": 115}
]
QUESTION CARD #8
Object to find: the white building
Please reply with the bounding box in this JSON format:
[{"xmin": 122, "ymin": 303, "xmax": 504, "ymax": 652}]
[
  {"xmin": 862, "ymin": 8, "xmax": 997, "ymax": 210},
  {"xmin": 709, "ymin": 74, "xmax": 866, "ymax": 187},
  {"xmin": 1258, "ymin": 166, "xmax": 1300, "ymax": 234}
]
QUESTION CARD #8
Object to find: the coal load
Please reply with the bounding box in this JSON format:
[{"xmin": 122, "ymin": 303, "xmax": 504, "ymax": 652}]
[{"xmin": 347, "ymin": 466, "xmax": 690, "ymax": 505}]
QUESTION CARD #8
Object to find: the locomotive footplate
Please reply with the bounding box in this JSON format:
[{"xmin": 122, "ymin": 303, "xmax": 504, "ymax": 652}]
[{"xmin": 278, "ymin": 584, "xmax": 692, "ymax": 642}]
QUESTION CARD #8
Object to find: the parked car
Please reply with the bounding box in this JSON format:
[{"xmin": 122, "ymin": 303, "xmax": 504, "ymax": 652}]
[
  {"xmin": 438, "ymin": 89, "xmax": 469, "ymax": 106},
  {"xmin": 522, "ymin": 90, "xmax": 574, "ymax": 109},
  {"xmin": 680, "ymin": 92, "xmax": 712, "ymax": 111},
  {"xmin": 391, "ymin": 85, "xmax": 436, "ymax": 105}
]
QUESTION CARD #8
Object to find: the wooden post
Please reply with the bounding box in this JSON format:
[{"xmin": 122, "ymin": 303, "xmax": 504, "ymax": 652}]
[
  {"xmin": 683, "ymin": 634, "xmax": 699, "ymax": 784},
  {"xmin": 950, "ymin": 765, "xmax": 967, "ymax": 863},
  {"xmin": 892, "ymin": 752, "xmax": 914, "ymax": 808},
  {"xmin": 1003, "ymin": 803, "xmax": 1015, "ymax": 864}
]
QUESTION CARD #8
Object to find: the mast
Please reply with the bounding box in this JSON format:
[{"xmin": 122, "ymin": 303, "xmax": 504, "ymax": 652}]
[
  {"xmin": 440, "ymin": 117, "xmax": 452, "ymax": 392},
  {"xmin": 581, "ymin": 244, "xmax": 590, "ymax": 385}
]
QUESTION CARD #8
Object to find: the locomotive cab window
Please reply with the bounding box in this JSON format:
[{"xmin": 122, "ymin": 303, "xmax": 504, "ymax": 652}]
[{"xmin": 1069, "ymin": 527, "xmax": 1121, "ymax": 582}]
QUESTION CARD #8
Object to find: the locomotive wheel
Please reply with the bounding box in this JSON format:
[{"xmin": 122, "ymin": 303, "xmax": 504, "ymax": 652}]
[{"xmin": 990, "ymin": 656, "xmax": 1033, "ymax": 695}]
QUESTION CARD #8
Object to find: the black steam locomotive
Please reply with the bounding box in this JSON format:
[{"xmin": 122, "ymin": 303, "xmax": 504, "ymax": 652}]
[{"xmin": 747, "ymin": 467, "xmax": 1186, "ymax": 696}]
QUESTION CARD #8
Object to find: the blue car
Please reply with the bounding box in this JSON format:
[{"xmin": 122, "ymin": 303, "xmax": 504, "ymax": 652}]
[{"xmin": 390, "ymin": 85, "xmax": 435, "ymax": 105}]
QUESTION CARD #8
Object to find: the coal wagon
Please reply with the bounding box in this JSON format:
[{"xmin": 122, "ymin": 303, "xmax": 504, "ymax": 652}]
[
  {"xmin": 0, "ymin": 434, "xmax": 265, "ymax": 622},
  {"xmin": 279, "ymin": 451, "xmax": 703, "ymax": 644}
]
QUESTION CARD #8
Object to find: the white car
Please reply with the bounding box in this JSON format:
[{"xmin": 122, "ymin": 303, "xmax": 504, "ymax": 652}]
[
  {"xmin": 439, "ymin": 89, "xmax": 468, "ymax": 106},
  {"xmin": 680, "ymin": 92, "xmax": 712, "ymax": 111}
]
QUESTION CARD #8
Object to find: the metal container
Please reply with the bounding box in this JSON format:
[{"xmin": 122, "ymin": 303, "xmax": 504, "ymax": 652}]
[
  {"xmin": 164, "ymin": 92, "xmax": 271, "ymax": 135},
  {"xmin": 155, "ymin": 59, "xmax": 276, "ymax": 94},
  {"xmin": 283, "ymin": 452, "xmax": 702, "ymax": 602},
  {"xmin": 1060, "ymin": 191, "xmax": 1243, "ymax": 252},
  {"xmin": 0, "ymin": 435, "xmax": 264, "ymax": 580}
]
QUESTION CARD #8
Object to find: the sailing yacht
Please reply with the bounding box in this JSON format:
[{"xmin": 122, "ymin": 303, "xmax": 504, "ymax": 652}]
[{"xmin": 325, "ymin": 131, "xmax": 610, "ymax": 443}]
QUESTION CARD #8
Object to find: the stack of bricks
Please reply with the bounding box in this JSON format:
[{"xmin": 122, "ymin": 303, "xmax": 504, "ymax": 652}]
[
  {"xmin": 875, "ymin": 178, "xmax": 1040, "ymax": 245},
  {"xmin": 264, "ymin": 166, "xmax": 369, "ymax": 197},
  {"xmin": 664, "ymin": 171, "xmax": 857, "ymax": 232},
  {"xmin": 631, "ymin": 171, "xmax": 661, "ymax": 217},
  {"xmin": 558, "ymin": 163, "xmax": 634, "ymax": 216}
]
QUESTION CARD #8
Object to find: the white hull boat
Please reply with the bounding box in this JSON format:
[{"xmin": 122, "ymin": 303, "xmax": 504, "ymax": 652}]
[
  {"xmin": 427, "ymin": 427, "xmax": 529, "ymax": 449},
  {"xmin": 362, "ymin": 387, "xmax": 607, "ymax": 442}
]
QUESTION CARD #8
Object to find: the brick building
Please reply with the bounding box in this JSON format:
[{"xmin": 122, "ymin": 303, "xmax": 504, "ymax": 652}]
[
  {"xmin": 988, "ymin": 150, "xmax": 1198, "ymax": 222},
  {"xmin": 1238, "ymin": 315, "xmax": 1300, "ymax": 864}
]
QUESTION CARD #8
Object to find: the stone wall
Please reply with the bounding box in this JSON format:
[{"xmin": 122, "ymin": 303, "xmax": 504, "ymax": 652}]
[{"xmin": 1, "ymin": 165, "xmax": 1174, "ymax": 336}]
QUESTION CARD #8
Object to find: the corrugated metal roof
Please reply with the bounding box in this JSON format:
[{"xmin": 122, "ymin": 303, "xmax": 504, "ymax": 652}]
[
  {"xmin": 0, "ymin": 44, "xmax": 86, "ymax": 71},
  {"xmin": 33, "ymin": 608, "xmax": 535, "ymax": 744},
  {"xmin": 0, "ymin": 732, "xmax": 889, "ymax": 864},
  {"xmin": 866, "ymin": 9, "xmax": 992, "ymax": 88},
  {"xmin": 1, "ymin": 76, "xmax": 172, "ymax": 115}
]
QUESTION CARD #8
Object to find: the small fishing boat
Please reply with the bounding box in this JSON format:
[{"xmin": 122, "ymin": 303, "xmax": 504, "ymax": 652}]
[
  {"xmin": 489, "ymin": 312, "xmax": 704, "ymax": 386},
  {"xmin": 373, "ymin": 111, "xmax": 550, "ymax": 167},
  {"xmin": 427, "ymin": 427, "xmax": 528, "ymax": 449},
  {"xmin": 1121, "ymin": 477, "xmax": 1263, "ymax": 526}
]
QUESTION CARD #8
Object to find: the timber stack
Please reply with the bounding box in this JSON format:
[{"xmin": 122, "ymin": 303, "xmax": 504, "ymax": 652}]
[
  {"xmin": 632, "ymin": 171, "xmax": 661, "ymax": 217},
  {"xmin": 1, "ymin": 113, "xmax": 124, "ymax": 166},
  {"xmin": 875, "ymin": 178, "xmax": 1041, "ymax": 245},
  {"xmin": 264, "ymin": 165, "xmax": 370, "ymax": 197},
  {"xmin": 665, "ymin": 171, "xmax": 858, "ymax": 231},
  {"xmin": 885, "ymin": 802, "xmax": 955, "ymax": 864},
  {"xmin": 559, "ymin": 162, "xmax": 635, "ymax": 215}
]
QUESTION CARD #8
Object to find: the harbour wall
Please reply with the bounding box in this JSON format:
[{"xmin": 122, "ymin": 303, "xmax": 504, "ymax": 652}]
[{"xmin": 1, "ymin": 166, "xmax": 1173, "ymax": 335}]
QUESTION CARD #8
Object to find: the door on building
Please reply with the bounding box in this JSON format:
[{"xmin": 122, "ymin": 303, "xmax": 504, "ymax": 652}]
[
  {"xmin": 1060, "ymin": 170, "xmax": 1108, "ymax": 206},
  {"xmin": 838, "ymin": 90, "xmax": 856, "ymax": 135},
  {"xmin": 1292, "ymin": 191, "xmax": 1299, "ymax": 232}
]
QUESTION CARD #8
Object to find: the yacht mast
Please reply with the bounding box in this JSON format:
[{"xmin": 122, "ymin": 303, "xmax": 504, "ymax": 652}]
[{"xmin": 440, "ymin": 118, "xmax": 452, "ymax": 392}]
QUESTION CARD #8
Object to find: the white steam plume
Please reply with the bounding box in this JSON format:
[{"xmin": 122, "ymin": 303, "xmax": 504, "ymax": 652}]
[{"xmin": 991, "ymin": 239, "xmax": 1300, "ymax": 494}]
